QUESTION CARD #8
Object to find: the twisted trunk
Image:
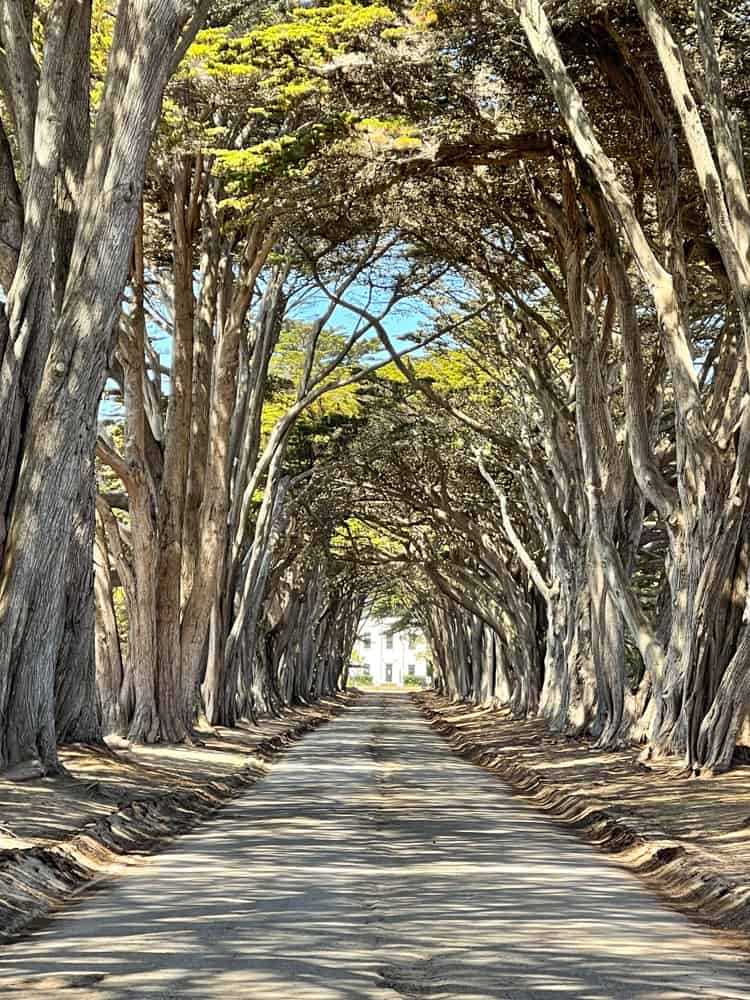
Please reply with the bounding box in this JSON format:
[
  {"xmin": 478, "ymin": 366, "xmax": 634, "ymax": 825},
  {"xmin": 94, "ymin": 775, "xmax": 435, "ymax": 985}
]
[{"xmin": 0, "ymin": 0, "xmax": 201, "ymax": 770}]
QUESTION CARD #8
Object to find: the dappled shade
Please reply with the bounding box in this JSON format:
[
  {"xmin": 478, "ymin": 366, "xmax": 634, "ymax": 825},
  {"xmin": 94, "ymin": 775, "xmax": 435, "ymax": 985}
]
[{"xmin": 1, "ymin": 695, "xmax": 748, "ymax": 999}]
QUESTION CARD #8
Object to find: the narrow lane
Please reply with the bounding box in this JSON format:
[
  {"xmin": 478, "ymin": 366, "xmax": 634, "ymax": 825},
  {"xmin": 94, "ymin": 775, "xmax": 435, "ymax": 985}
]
[{"xmin": 1, "ymin": 693, "xmax": 749, "ymax": 999}]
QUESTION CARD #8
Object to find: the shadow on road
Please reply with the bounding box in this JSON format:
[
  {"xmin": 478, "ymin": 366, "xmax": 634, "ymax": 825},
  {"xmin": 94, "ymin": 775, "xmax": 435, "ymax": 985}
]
[{"xmin": 0, "ymin": 693, "xmax": 748, "ymax": 999}]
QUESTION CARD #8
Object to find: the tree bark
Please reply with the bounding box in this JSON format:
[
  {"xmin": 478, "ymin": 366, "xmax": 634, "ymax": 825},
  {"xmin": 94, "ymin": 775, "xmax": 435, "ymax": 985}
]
[
  {"xmin": 0, "ymin": 0, "xmax": 203, "ymax": 770},
  {"xmin": 93, "ymin": 508, "xmax": 127, "ymax": 736},
  {"xmin": 54, "ymin": 455, "xmax": 101, "ymax": 744}
]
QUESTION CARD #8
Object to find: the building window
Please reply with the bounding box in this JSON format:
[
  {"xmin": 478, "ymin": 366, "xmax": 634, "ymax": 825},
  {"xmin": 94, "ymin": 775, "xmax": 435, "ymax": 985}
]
[
  {"xmin": 363, "ymin": 633, "xmax": 371, "ymax": 649},
  {"xmin": 385, "ymin": 663, "xmax": 393, "ymax": 683},
  {"xmin": 408, "ymin": 634, "xmax": 416, "ymax": 649},
  {"xmin": 385, "ymin": 634, "xmax": 393, "ymax": 650},
  {"xmin": 408, "ymin": 663, "xmax": 416, "ymax": 676}
]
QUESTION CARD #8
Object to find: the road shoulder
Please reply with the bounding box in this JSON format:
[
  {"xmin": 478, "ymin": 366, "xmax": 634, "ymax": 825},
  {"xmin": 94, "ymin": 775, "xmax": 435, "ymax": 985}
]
[{"xmin": 415, "ymin": 690, "xmax": 750, "ymax": 946}]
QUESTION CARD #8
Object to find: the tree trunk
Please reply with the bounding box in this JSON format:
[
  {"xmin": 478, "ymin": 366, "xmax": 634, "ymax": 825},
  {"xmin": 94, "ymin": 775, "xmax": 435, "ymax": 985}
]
[
  {"xmin": 93, "ymin": 509, "xmax": 127, "ymax": 736},
  {"xmin": 55, "ymin": 455, "xmax": 101, "ymax": 745},
  {"xmin": 0, "ymin": 0, "xmax": 200, "ymax": 770}
]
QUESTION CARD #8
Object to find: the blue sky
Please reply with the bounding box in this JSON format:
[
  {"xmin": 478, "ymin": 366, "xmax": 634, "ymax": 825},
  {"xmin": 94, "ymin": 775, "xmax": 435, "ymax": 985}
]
[
  {"xmin": 99, "ymin": 269, "xmax": 449, "ymax": 421},
  {"xmin": 285, "ymin": 278, "xmax": 436, "ymax": 343}
]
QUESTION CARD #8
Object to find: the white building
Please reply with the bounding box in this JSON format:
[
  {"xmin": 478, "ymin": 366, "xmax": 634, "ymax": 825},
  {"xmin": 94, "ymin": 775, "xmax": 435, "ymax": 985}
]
[{"xmin": 350, "ymin": 616, "xmax": 430, "ymax": 686}]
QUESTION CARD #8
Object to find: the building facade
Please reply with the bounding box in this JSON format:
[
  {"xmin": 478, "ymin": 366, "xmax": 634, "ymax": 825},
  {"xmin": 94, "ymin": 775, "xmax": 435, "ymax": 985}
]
[{"xmin": 350, "ymin": 616, "xmax": 430, "ymax": 686}]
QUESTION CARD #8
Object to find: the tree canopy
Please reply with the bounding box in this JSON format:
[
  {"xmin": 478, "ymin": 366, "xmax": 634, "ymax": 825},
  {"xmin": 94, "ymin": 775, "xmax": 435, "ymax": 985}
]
[{"xmin": 1, "ymin": 0, "xmax": 749, "ymax": 778}]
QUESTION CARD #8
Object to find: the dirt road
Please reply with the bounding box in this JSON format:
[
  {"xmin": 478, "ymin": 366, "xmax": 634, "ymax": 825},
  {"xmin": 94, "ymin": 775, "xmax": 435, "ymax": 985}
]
[{"xmin": 1, "ymin": 692, "xmax": 749, "ymax": 999}]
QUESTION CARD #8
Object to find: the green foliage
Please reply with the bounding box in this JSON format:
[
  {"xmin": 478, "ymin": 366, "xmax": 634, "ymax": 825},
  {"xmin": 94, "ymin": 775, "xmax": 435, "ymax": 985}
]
[
  {"xmin": 262, "ymin": 320, "xmax": 376, "ymax": 441},
  {"xmin": 353, "ymin": 116, "xmax": 423, "ymax": 152},
  {"xmin": 376, "ymin": 345, "xmax": 492, "ymax": 393},
  {"xmin": 213, "ymin": 122, "xmax": 345, "ymax": 207},
  {"xmin": 161, "ymin": 1, "xmax": 398, "ymax": 209},
  {"xmin": 330, "ymin": 516, "xmax": 404, "ymax": 561},
  {"xmin": 112, "ymin": 587, "xmax": 129, "ymax": 658}
]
